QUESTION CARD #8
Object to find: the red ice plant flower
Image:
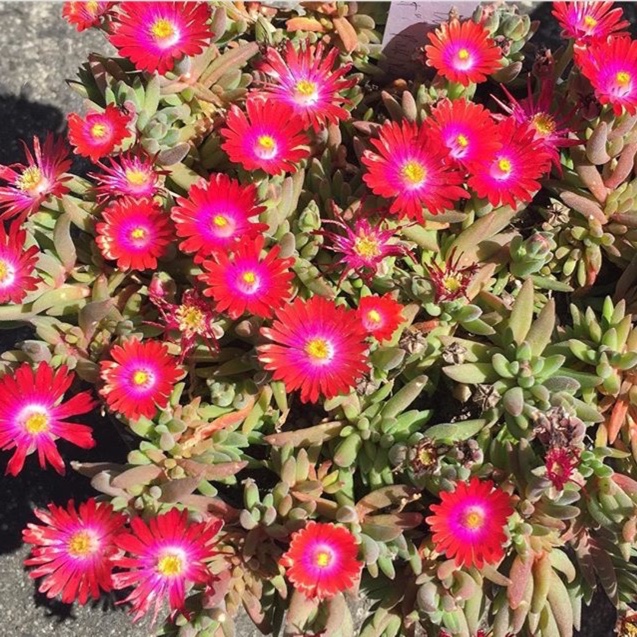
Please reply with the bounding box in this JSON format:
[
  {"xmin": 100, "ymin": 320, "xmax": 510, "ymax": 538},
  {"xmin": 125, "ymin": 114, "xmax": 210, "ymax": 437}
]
[
  {"xmin": 362, "ymin": 120, "xmax": 467, "ymax": 221},
  {"xmin": 576, "ymin": 36, "xmax": 637, "ymax": 116},
  {"xmin": 112, "ymin": 508, "xmax": 223, "ymax": 622},
  {"xmin": 545, "ymin": 447, "xmax": 578, "ymax": 491},
  {"xmin": 199, "ymin": 235, "xmax": 295, "ymax": 320},
  {"xmin": 23, "ymin": 498, "xmax": 126, "ymax": 605},
  {"xmin": 0, "ymin": 134, "xmax": 71, "ymax": 220},
  {"xmin": 426, "ymin": 252, "xmax": 478, "ymax": 303},
  {"xmin": 467, "ymin": 117, "xmax": 551, "ymax": 208},
  {"xmin": 552, "ymin": 1, "xmax": 629, "ymax": 43},
  {"xmin": 220, "ymin": 98, "xmax": 310, "ymax": 176},
  {"xmin": 109, "ymin": 2, "xmax": 212, "ymax": 75},
  {"xmin": 95, "ymin": 197, "xmax": 172, "ymax": 271},
  {"xmin": 0, "ymin": 220, "xmax": 40, "ymax": 304},
  {"xmin": 67, "ymin": 105, "xmax": 132, "ymax": 162},
  {"xmin": 258, "ymin": 296, "xmax": 369, "ymax": 403},
  {"xmin": 171, "ymin": 173, "xmax": 267, "ymax": 261},
  {"xmin": 62, "ymin": 1, "xmax": 112, "ymax": 32},
  {"xmin": 280, "ymin": 521, "xmax": 362, "ymax": 600},
  {"xmin": 91, "ymin": 152, "xmax": 165, "ymax": 202},
  {"xmin": 0, "ymin": 362, "xmax": 96, "ymax": 476},
  {"xmin": 258, "ymin": 40, "xmax": 355, "ymax": 131},
  {"xmin": 426, "ymin": 477, "xmax": 514, "ymax": 569},
  {"xmin": 425, "ymin": 18, "xmax": 502, "ymax": 87},
  {"xmin": 99, "ymin": 338, "xmax": 184, "ymax": 421},
  {"xmin": 357, "ymin": 295, "xmax": 405, "ymax": 343},
  {"xmin": 425, "ymin": 98, "xmax": 501, "ymax": 166}
]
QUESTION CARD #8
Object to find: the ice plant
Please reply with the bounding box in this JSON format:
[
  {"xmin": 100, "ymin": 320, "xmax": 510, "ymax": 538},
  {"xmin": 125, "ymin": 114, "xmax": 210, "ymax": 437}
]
[
  {"xmin": 362, "ymin": 120, "xmax": 467, "ymax": 221},
  {"xmin": 279, "ymin": 521, "xmax": 362, "ymax": 600},
  {"xmin": 357, "ymin": 295, "xmax": 405, "ymax": 343},
  {"xmin": 0, "ymin": 134, "xmax": 71, "ymax": 220},
  {"xmin": 220, "ymin": 98, "xmax": 310, "ymax": 175},
  {"xmin": 171, "ymin": 173, "xmax": 267, "ymax": 261},
  {"xmin": 467, "ymin": 117, "xmax": 551, "ymax": 208},
  {"xmin": 426, "ymin": 98, "xmax": 501, "ymax": 165},
  {"xmin": 148, "ymin": 286, "xmax": 219, "ymax": 363},
  {"xmin": 552, "ymin": 1, "xmax": 629, "ymax": 43},
  {"xmin": 0, "ymin": 220, "xmax": 39, "ymax": 304},
  {"xmin": 575, "ymin": 36, "xmax": 637, "ymax": 116},
  {"xmin": 112, "ymin": 508, "xmax": 222, "ymax": 622},
  {"xmin": 257, "ymin": 40, "xmax": 355, "ymax": 131},
  {"xmin": 545, "ymin": 448, "xmax": 578, "ymax": 491},
  {"xmin": 95, "ymin": 197, "xmax": 172, "ymax": 271},
  {"xmin": 426, "ymin": 477, "xmax": 514, "ymax": 569},
  {"xmin": 109, "ymin": 2, "xmax": 213, "ymax": 75},
  {"xmin": 199, "ymin": 235, "xmax": 295, "ymax": 320},
  {"xmin": 258, "ymin": 296, "xmax": 369, "ymax": 403},
  {"xmin": 99, "ymin": 338, "xmax": 183, "ymax": 421},
  {"xmin": 91, "ymin": 152, "xmax": 165, "ymax": 202},
  {"xmin": 426, "ymin": 253, "xmax": 478, "ymax": 303},
  {"xmin": 424, "ymin": 18, "xmax": 502, "ymax": 87},
  {"xmin": 22, "ymin": 499, "xmax": 126, "ymax": 604},
  {"xmin": 0, "ymin": 362, "xmax": 96, "ymax": 476},
  {"xmin": 67, "ymin": 104, "xmax": 132, "ymax": 162},
  {"xmin": 62, "ymin": 1, "xmax": 112, "ymax": 32}
]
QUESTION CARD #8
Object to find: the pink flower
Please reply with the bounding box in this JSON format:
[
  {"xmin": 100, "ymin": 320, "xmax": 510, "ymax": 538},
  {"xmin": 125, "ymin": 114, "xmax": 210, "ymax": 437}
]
[{"xmin": 91, "ymin": 152, "xmax": 165, "ymax": 202}]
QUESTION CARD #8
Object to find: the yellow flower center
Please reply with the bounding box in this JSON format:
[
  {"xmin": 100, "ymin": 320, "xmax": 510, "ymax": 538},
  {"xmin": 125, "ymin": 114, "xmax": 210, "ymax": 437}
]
[
  {"xmin": 442, "ymin": 273, "xmax": 463, "ymax": 293},
  {"xmin": 401, "ymin": 161, "xmax": 426, "ymax": 186},
  {"xmin": 296, "ymin": 79, "xmax": 317, "ymax": 97},
  {"xmin": 367, "ymin": 309, "xmax": 382, "ymax": 324},
  {"xmin": 125, "ymin": 169, "xmax": 149, "ymax": 186},
  {"xmin": 91, "ymin": 123, "xmax": 107, "ymax": 139},
  {"xmin": 0, "ymin": 259, "xmax": 10, "ymax": 283},
  {"xmin": 462, "ymin": 508, "xmax": 484, "ymax": 530},
  {"xmin": 257, "ymin": 135, "xmax": 276, "ymax": 150},
  {"xmin": 497, "ymin": 158, "xmax": 512, "ymax": 174},
  {"xmin": 132, "ymin": 370, "xmax": 150, "ymax": 386},
  {"xmin": 176, "ymin": 305, "xmax": 205, "ymax": 333},
  {"xmin": 24, "ymin": 412, "xmax": 49, "ymax": 435},
  {"xmin": 617, "ymin": 71, "xmax": 631, "ymax": 87},
  {"xmin": 354, "ymin": 235, "xmax": 381, "ymax": 259},
  {"xmin": 315, "ymin": 550, "xmax": 332, "ymax": 568},
  {"xmin": 151, "ymin": 18, "xmax": 175, "ymax": 41},
  {"xmin": 583, "ymin": 15, "xmax": 598, "ymax": 28},
  {"xmin": 531, "ymin": 113, "xmax": 556, "ymax": 136},
  {"xmin": 456, "ymin": 134, "xmax": 469, "ymax": 148},
  {"xmin": 213, "ymin": 214, "xmax": 228, "ymax": 228},
  {"xmin": 242, "ymin": 271, "xmax": 256, "ymax": 284},
  {"xmin": 17, "ymin": 166, "xmax": 43, "ymax": 192},
  {"xmin": 68, "ymin": 530, "xmax": 96, "ymax": 557},
  {"xmin": 86, "ymin": 1, "xmax": 99, "ymax": 15},
  {"xmin": 457, "ymin": 48, "xmax": 470, "ymax": 60},
  {"xmin": 157, "ymin": 552, "xmax": 184, "ymax": 577},
  {"xmin": 305, "ymin": 338, "xmax": 332, "ymax": 361},
  {"xmin": 130, "ymin": 227, "xmax": 147, "ymax": 240}
]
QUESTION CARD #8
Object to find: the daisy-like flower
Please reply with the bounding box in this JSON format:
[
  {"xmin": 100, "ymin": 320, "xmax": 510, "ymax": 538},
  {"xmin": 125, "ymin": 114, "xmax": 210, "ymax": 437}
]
[
  {"xmin": 0, "ymin": 134, "xmax": 71, "ymax": 220},
  {"xmin": 91, "ymin": 152, "xmax": 165, "ymax": 202},
  {"xmin": 425, "ymin": 477, "xmax": 514, "ymax": 569},
  {"xmin": 553, "ymin": 1, "xmax": 629, "ymax": 43},
  {"xmin": 112, "ymin": 508, "xmax": 222, "ymax": 622},
  {"xmin": 258, "ymin": 40, "xmax": 355, "ymax": 131},
  {"xmin": 280, "ymin": 521, "xmax": 362, "ymax": 600},
  {"xmin": 23, "ymin": 498, "xmax": 126, "ymax": 605},
  {"xmin": 576, "ymin": 36, "xmax": 637, "ymax": 116},
  {"xmin": 426, "ymin": 251, "xmax": 478, "ymax": 303},
  {"xmin": 467, "ymin": 117, "xmax": 551, "ymax": 208},
  {"xmin": 426, "ymin": 98, "xmax": 501, "ymax": 165},
  {"xmin": 493, "ymin": 78, "xmax": 579, "ymax": 168},
  {"xmin": 199, "ymin": 235, "xmax": 295, "ymax": 320},
  {"xmin": 425, "ymin": 19, "xmax": 502, "ymax": 87},
  {"xmin": 171, "ymin": 173, "xmax": 267, "ymax": 261},
  {"xmin": 0, "ymin": 362, "xmax": 96, "ymax": 476},
  {"xmin": 319, "ymin": 216, "xmax": 411, "ymax": 283},
  {"xmin": 149, "ymin": 285, "xmax": 219, "ymax": 363},
  {"xmin": 62, "ymin": 1, "xmax": 112, "ymax": 32},
  {"xmin": 99, "ymin": 338, "xmax": 183, "ymax": 421},
  {"xmin": 545, "ymin": 448, "xmax": 578, "ymax": 491},
  {"xmin": 109, "ymin": 2, "xmax": 212, "ymax": 75},
  {"xmin": 220, "ymin": 98, "xmax": 310, "ymax": 176},
  {"xmin": 96, "ymin": 197, "xmax": 172, "ymax": 271},
  {"xmin": 357, "ymin": 295, "xmax": 405, "ymax": 343},
  {"xmin": 0, "ymin": 221, "xmax": 39, "ymax": 304},
  {"xmin": 258, "ymin": 296, "xmax": 369, "ymax": 404},
  {"xmin": 67, "ymin": 105, "xmax": 132, "ymax": 163},
  {"xmin": 362, "ymin": 120, "xmax": 468, "ymax": 221}
]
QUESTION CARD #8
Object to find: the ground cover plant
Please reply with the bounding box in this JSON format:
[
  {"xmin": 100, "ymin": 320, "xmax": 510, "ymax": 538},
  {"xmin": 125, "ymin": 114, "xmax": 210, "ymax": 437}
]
[{"xmin": 2, "ymin": 1, "xmax": 637, "ymax": 635}]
